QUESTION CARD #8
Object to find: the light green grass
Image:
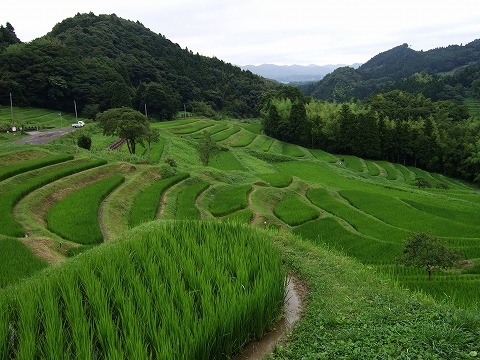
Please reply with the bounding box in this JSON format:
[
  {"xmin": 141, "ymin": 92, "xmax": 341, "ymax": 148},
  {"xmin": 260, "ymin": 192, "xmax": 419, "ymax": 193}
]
[
  {"xmin": 211, "ymin": 126, "xmax": 241, "ymax": 142},
  {"xmin": 340, "ymin": 190, "xmax": 480, "ymax": 240},
  {"xmin": 294, "ymin": 217, "xmax": 403, "ymax": 264},
  {"xmin": 260, "ymin": 138, "xmax": 274, "ymax": 152},
  {"xmin": 230, "ymin": 133, "xmax": 257, "ymax": 147},
  {"xmin": 306, "ymin": 187, "xmax": 409, "ymax": 243},
  {"xmin": 171, "ymin": 121, "xmax": 214, "ymax": 134},
  {"xmin": 375, "ymin": 160, "xmax": 398, "ymax": 180},
  {"xmin": 364, "ymin": 160, "xmax": 380, "ymax": 176},
  {"xmin": 46, "ymin": 175, "xmax": 125, "ymax": 244},
  {"xmin": 342, "ymin": 155, "xmax": 365, "ymax": 172}
]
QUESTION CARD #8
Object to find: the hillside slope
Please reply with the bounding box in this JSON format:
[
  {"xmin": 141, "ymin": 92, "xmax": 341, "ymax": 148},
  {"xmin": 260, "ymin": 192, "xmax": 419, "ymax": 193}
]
[{"xmin": 0, "ymin": 14, "xmax": 274, "ymax": 118}]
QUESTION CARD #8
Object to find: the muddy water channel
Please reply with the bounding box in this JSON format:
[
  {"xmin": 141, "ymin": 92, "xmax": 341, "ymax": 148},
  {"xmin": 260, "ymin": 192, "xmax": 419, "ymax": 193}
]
[{"xmin": 234, "ymin": 277, "xmax": 303, "ymax": 360}]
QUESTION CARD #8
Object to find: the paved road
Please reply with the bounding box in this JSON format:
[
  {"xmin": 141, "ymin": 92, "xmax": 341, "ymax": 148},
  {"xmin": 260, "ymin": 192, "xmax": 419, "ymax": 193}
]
[{"xmin": 11, "ymin": 127, "xmax": 77, "ymax": 145}]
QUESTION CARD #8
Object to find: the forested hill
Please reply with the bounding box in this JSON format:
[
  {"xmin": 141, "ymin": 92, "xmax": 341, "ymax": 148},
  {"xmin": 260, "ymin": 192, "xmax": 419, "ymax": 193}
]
[
  {"xmin": 301, "ymin": 40, "xmax": 480, "ymax": 102},
  {"xmin": 0, "ymin": 13, "xmax": 274, "ymax": 119}
]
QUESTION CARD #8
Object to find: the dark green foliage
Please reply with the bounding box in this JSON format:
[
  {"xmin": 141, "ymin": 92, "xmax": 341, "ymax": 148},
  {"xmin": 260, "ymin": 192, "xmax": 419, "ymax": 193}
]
[
  {"xmin": 196, "ymin": 131, "xmax": 218, "ymax": 166},
  {"xmin": 415, "ymin": 176, "xmax": 432, "ymax": 188},
  {"xmin": 0, "ymin": 13, "xmax": 274, "ymax": 117},
  {"xmin": 96, "ymin": 107, "xmax": 149, "ymax": 154},
  {"xmin": 399, "ymin": 233, "xmax": 462, "ymax": 280},
  {"xmin": 0, "ymin": 22, "xmax": 20, "ymax": 49},
  {"xmin": 301, "ymin": 40, "xmax": 480, "ymax": 102},
  {"xmin": 77, "ymin": 134, "xmax": 91, "ymax": 150}
]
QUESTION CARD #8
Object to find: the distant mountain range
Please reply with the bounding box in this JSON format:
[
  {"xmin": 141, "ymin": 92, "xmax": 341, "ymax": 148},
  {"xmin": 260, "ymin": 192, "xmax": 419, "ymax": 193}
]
[{"xmin": 240, "ymin": 63, "xmax": 362, "ymax": 83}]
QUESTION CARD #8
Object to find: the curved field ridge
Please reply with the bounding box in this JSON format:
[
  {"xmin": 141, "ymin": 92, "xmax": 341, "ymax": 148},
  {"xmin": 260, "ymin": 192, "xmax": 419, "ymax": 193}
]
[
  {"xmin": 46, "ymin": 175, "xmax": 125, "ymax": 245},
  {"xmin": 340, "ymin": 190, "xmax": 480, "ymax": 239},
  {"xmin": 0, "ymin": 154, "xmax": 73, "ymax": 181},
  {"xmin": 0, "ymin": 158, "xmax": 106, "ymax": 237},
  {"xmin": 0, "ymin": 221, "xmax": 285, "ymax": 359},
  {"xmin": 129, "ymin": 173, "xmax": 189, "ymax": 227}
]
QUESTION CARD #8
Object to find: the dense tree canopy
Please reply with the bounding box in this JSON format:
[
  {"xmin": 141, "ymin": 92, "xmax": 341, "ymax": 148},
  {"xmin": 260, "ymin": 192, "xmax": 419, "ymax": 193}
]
[
  {"xmin": 96, "ymin": 107, "xmax": 149, "ymax": 154},
  {"xmin": 0, "ymin": 13, "xmax": 274, "ymax": 118},
  {"xmin": 399, "ymin": 233, "xmax": 461, "ymax": 281},
  {"xmin": 262, "ymin": 89, "xmax": 480, "ymax": 183}
]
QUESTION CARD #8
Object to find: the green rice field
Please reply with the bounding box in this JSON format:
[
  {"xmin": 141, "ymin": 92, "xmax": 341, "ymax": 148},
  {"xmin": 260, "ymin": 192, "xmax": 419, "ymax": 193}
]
[{"xmin": 1, "ymin": 113, "xmax": 480, "ymax": 358}]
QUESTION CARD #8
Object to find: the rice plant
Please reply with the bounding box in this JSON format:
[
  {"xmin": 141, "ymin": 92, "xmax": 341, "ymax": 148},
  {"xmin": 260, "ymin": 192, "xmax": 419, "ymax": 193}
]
[
  {"xmin": 0, "ymin": 154, "xmax": 73, "ymax": 181},
  {"xmin": 257, "ymin": 173, "xmax": 292, "ymax": 188},
  {"xmin": 0, "ymin": 221, "xmax": 286, "ymax": 359},
  {"xmin": 0, "ymin": 158, "xmax": 106, "ymax": 237},
  {"xmin": 208, "ymin": 184, "xmax": 251, "ymax": 217},
  {"xmin": 175, "ymin": 180, "xmax": 210, "ymax": 220},
  {"xmin": 46, "ymin": 175, "xmax": 125, "ymax": 244},
  {"xmin": 129, "ymin": 173, "xmax": 189, "ymax": 227},
  {"xmin": 273, "ymin": 193, "xmax": 318, "ymax": 226},
  {"xmin": 230, "ymin": 133, "xmax": 257, "ymax": 147}
]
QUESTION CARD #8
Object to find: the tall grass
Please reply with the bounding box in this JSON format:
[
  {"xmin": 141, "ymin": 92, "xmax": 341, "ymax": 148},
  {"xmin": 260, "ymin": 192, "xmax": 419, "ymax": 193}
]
[
  {"xmin": 0, "ymin": 158, "xmax": 106, "ymax": 237},
  {"xmin": 0, "ymin": 221, "xmax": 285, "ymax": 359},
  {"xmin": 375, "ymin": 160, "xmax": 398, "ymax": 180},
  {"xmin": 129, "ymin": 173, "xmax": 189, "ymax": 227},
  {"xmin": 46, "ymin": 175, "xmax": 125, "ymax": 244},
  {"xmin": 364, "ymin": 160, "xmax": 380, "ymax": 176}
]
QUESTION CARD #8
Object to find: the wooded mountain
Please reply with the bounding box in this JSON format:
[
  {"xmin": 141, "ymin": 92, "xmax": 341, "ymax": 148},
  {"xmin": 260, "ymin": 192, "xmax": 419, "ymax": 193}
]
[
  {"xmin": 0, "ymin": 13, "xmax": 274, "ymax": 119},
  {"xmin": 240, "ymin": 63, "xmax": 361, "ymax": 83},
  {"xmin": 301, "ymin": 41, "xmax": 480, "ymax": 102}
]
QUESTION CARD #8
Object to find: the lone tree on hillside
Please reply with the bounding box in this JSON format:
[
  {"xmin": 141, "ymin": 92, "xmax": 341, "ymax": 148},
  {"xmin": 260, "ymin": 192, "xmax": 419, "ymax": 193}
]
[
  {"xmin": 399, "ymin": 233, "xmax": 461, "ymax": 281},
  {"xmin": 196, "ymin": 130, "xmax": 218, "ymax": 166},
  {"xmin": 96, "ymin": 107, "xmax": 149, "ymax": 154}
]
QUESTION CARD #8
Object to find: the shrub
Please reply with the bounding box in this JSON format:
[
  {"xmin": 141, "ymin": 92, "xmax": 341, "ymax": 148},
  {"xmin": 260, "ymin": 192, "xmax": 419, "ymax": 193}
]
[{"xmin": 77, "ymin": 134, "xmax": 92, "ymax": 150}]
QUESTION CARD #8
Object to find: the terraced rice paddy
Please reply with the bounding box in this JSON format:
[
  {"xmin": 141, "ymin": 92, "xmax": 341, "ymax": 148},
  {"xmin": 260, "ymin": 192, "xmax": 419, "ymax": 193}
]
[{"xmin": 1, "ymin": 115, "xmax": 480, "ymax": 356}]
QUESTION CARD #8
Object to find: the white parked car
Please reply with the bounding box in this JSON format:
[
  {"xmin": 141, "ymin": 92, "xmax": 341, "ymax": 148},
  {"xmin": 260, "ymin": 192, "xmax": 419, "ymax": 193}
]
[{"xmin": 71, "ymin": 120, "xmax": 85, "ymax": 128}]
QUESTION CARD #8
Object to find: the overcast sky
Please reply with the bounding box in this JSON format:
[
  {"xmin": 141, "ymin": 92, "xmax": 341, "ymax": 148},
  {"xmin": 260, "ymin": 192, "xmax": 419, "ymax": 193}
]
[{"xmin": 2, "ymin": 0, "xmax": 480, "ymax": 66}]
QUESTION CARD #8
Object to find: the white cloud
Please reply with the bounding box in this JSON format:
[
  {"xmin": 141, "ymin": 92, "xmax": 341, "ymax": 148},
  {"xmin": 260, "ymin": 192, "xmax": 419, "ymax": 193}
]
[{"xmin": 2, "ymin": 0, "xmax": 479, "ymax": 65}]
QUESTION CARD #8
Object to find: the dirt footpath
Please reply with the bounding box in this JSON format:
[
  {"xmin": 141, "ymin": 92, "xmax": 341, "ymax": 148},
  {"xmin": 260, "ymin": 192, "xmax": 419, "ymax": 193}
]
[{"xmin": 11, "ymin": 127, "xmax": 76, "ymax": 145}]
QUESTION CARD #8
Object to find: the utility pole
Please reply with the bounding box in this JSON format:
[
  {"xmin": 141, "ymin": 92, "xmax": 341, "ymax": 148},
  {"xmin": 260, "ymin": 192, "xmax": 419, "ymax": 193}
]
[
  {"xmin": 144, "ymin": 103, "xmax": 148, "ymax": 118},
  {"xmin": 9, "ymin": 92, "xmax": 14, "ymax": 131},
  {"xmin": 74, "ymin": 100, "xmax": 78, "ymax": 121}
]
